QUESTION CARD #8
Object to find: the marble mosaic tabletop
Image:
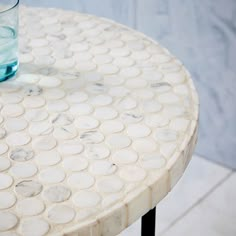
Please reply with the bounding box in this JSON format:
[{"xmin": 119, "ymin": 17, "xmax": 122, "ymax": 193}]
[{"xmin": 0, "ymin": 6, "xmax": 199, "ymax": 236}]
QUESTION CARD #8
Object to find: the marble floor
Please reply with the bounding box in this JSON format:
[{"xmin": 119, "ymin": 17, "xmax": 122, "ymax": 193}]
[{"xmin": 120, "ymin": 155, "xmax": 236, "ymax": 236}]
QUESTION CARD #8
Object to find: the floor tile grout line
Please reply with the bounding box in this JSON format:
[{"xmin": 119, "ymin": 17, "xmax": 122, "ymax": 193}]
[{"xmin": 157, "ymin": 170, "xmax": 234, "ymax": 236}]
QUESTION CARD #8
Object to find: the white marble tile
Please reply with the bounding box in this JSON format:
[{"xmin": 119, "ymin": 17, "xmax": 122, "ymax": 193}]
[
  {"xmin": 161, "ymin": 173, "xmax": 236, "ymax": 236},
  {"xmin": 120, "ymin": 155, "xmax": 231, "ymax": 236}
]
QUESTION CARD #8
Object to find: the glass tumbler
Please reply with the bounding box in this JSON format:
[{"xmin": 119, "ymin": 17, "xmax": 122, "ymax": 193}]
[{"xmin": 0, "ymin": 0, "xmax": 19, "ymax": 82}]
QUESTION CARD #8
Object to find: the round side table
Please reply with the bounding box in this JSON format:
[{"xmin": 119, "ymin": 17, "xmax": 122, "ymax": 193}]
[{"xmin": 0, "ymin": 6, "xmax": 199, "ymax": 236}]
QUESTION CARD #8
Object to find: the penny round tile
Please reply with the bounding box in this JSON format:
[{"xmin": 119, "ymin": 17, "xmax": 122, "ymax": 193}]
[
  {"xmin": 39, "ymin": 168, "xmax": 65, "ymax": 184},
  {"xmin": 23, "ymin": 96, "xmax": 45, "ymax": 109},
  {"xmin": 106, "ymin": 134, "xmax": 131, "ymax": 149},
  {"xmin": 0, "ymin": 82, "xmax": 20, "ymax": 93},
  {"xmin": 18, "ymin": 74, "xmax": 40, "ymax": 84},
  {"xmin": 110, "ymin": 48, "xmax": 130, "ymax": 57},
  {"xmin": 23, "ymin": 84, "xmax": 43, "ymax": 97},
  {"xmin": 10, "ymin": 163, "xmax": 38, "ymax": 178},
  {"xmin": 94, "ymin": 107, "xmax": 118, "ymax": 120},
  {"xmin": 132, "ymin": 139, "xmax": 157, "ymax": 153},
  {"xmin": 102, "ymin": 193, "xmax": 123, "ymax": 208},
  {"xmin": 6, "ymin": 132, "xmax": 31, "ymax": 147},
  {"xmin": 17, "ymin": 198, "xmax": 45, "ymax": 216},
  {"xmin": 79, "ymin": 131, "xmax": 104, "ymax": 144},
  {"xmin": 19, "ymin": 54, "xmax": 34, "ymax": 63},
  {"xmin": 151, "ymin": 82, "xmax": 171, "ymax": 93},
  {"xmin": 154, "ymin": 129, "xmax": 178, "ymax": 142},
  {"xmin": 132, "ymin": 89, "xmax": 154, "ymax": 100},
  {"xmin": 131, "ymin": 51, "xmax": 150, "ymax": 60},
  {"xmin": 43, "ymin": 88, "xmax": 66, "ymax": 100},
  {"xmin": 0, "ymin": 174, "xmax": 13, "ymax": 190},
  {"xmin": 126, "ymin": 124, "xmax": 151, "ymax": 138},
  {"xmin": 108, "ymin": 86, "xmax": 130, "ymax": 97},
  {"xmin": 50, "ymin": 113, "xmax": 74, "ymax": 126},
  {"xmin": 100, "ymin": 120, "xmax": 124, "ymax": 134},
  {"xmin": 32, "ymin": 136, "xmax": 57, "ymax": 151},
  {"xmin": 20, "ymin": 218, "xmax": 50, "ymax": 236},
  {"xmin": 30, "ymin": 38, "xmax": 48, "ymax": 47},
  {"xmin": 112, "ymin": 149, "xmax": 138, "ymax": 165},
  {"xmin": 120, "ymin": 67, "xmax": 141, "ymax": 78},
  {"xmin": 4, "ymin": 118, "xmax": 28, "ymax": 132},
  {"xmin": 140, "ymin": 153, "xmax": 166, "ymax": 169},
  {"xmin": 90, "ymin": 94, "xmax": 113, "ymax": 106},
  {"xmin": 74, "ymin": 52, "xmax": 93, "ymax": 62},
  {"xmin": 81, "ymin": 72, "xmax": 102, "ymax": 82},
  {"xmin": 98, "ymin": 64, "xmax": 119, "ymax": 75},
  {"xmin": 35, "ymin": 151, "xmax": 61, "ymax": 166},
  {"xmin": 0, "ymin": 192, "xmax": 16, "ymax": 210},
  {"xmin": 29, "ymin": 121, "xmax": 53, "ymax": 136},
  {"xmin": 24, "ymin": 109, "xmax": 48, "ymax": 122},
  {"xmin": 62, "ymin": 156, "xmax": 88, "ymax": 172},
  {"xmin": 119, "ymin": 166, "xmax": 146, "ymax": 182},
  {"xmin": 53, "ymin": 125, "xmax": 77, "ymax": 140},
  {"xmin": 70, "ymin": 103, "xmax": 93, "ymax": 116},
  {"xmin": 76, "ymin": 61, "xmax": 97, "ymax": 72},
  {"xmin": 67, "ymin": 172, "xmax": 94, "ymax": 189},
  {"xmin": 75, "ymin": 116, "xmax": 99, "ymax": 130},
  {"xmin": 1, "ymin": 104, "xmax": 24, "ymax": 117},
  {"xmin": 104, "ymin": 75, "xmax": 124, "ymax": 86},
  {"xmin": 43, "ymin": 185, "xmax": 71, "ymax": 203},
  {"xmin": 54, "ymin": 58, "xmax": 75, "ymax": 69},
  {"xmin": 0, "ymin": 158, "xmax": 11, "ymax": 172},
  {"xmin": 165, "ymin": 71, "xmax": 186, "ymax": 84},
  {"xmin": 158, "ymin": 93, "xmax": 180, "ymax": 104},
  {"xmin": 117, "ymin": 97, "xmax": 137, "ymax": 110},
  {"xmin": 97, "ymin": 176, "xmax": 124, "ymax": 193},
  {"xmin": 142, "ymin": 70, "xmax": 163, "ymax": 81},
  {"xmin": 66, "ymin": 91, "xmax": 88, "ymax": 103},
  {"xmin": 0, "ymin": 212, "xmax": 18, "ymax": 231},
  {"xmin": 151, "ymin": 54, "xmax": 171, "ymax": 64},
  {"xmin": 0, "ymin": 128, "xmax": 6, "ymax": 139},
  {"xmin": 90, "ymin": 46, "xmax": 109, "ymax": 55},
  {"xmin": 1, "ymin": 93, "xmax": 23, "ymax": 104},
  {"xmin": 15, "ymin": 180, "xmax": 42, "ymax": 197},
  {"xmin": 93, "ymin": 55, "xmax": 113, "ymax": 65},
  {"xmin": 89, "ymin": 160, "xmax": 116, "ymax": 175},
  {"xmin": 145, "ymin": 114, "xmax": 169, "ymax": 128},
  {"xmin": 127, "ymin": 40, "xmax": 145, "ymax": 50},
  {"xmin": 48, "ymin": 205, "xmax": 75, "ymax": 224},
  {"xmin": 142, "ymin": 101, "xmax": 162, "ymax": 113},
  {"xmin": 58, "ymin": 141, "xmax": 84, "ymax": 156},
  {"xmin": 113, "ymin": 57, "xmax": 134, "ymax": 67},
  {"xmin": 0, "ymin": 116, "xmax": 3, "ymax": 125},
  {"xmin": 47, "ymin": 100, "xmax": 69, "ymax": 112},
  {"xmin": 72, "ymin": 191, "xmax": 101, "ymax": 208},
  {"xmin": 9, "ymin": 148, "xmax": 34, "ymax": 161}
]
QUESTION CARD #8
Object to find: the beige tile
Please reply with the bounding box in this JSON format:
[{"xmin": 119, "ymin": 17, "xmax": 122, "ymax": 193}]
[{"xmin": 161, "ymin": 173, "xmax": 236, "ymax": 236}]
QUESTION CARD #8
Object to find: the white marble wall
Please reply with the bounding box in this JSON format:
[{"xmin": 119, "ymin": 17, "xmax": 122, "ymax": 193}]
[{"xmin": 21, "ymin": 0, "xmax": 236, "ymax": 169}]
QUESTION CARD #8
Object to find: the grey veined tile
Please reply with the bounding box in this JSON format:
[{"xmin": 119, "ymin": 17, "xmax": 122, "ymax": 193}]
[
  {"xmin": 161, "ymin": 173, "xmax": 236, "ymax": 236},
  {"xmin": 156, "ymin": 155, "xmax": 231, "ymax": 234}
]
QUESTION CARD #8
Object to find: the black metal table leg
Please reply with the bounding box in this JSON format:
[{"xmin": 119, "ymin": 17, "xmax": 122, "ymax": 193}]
[{"xmin": 141, "ymin": 207, "xmax": 156, "ymax": 236}]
